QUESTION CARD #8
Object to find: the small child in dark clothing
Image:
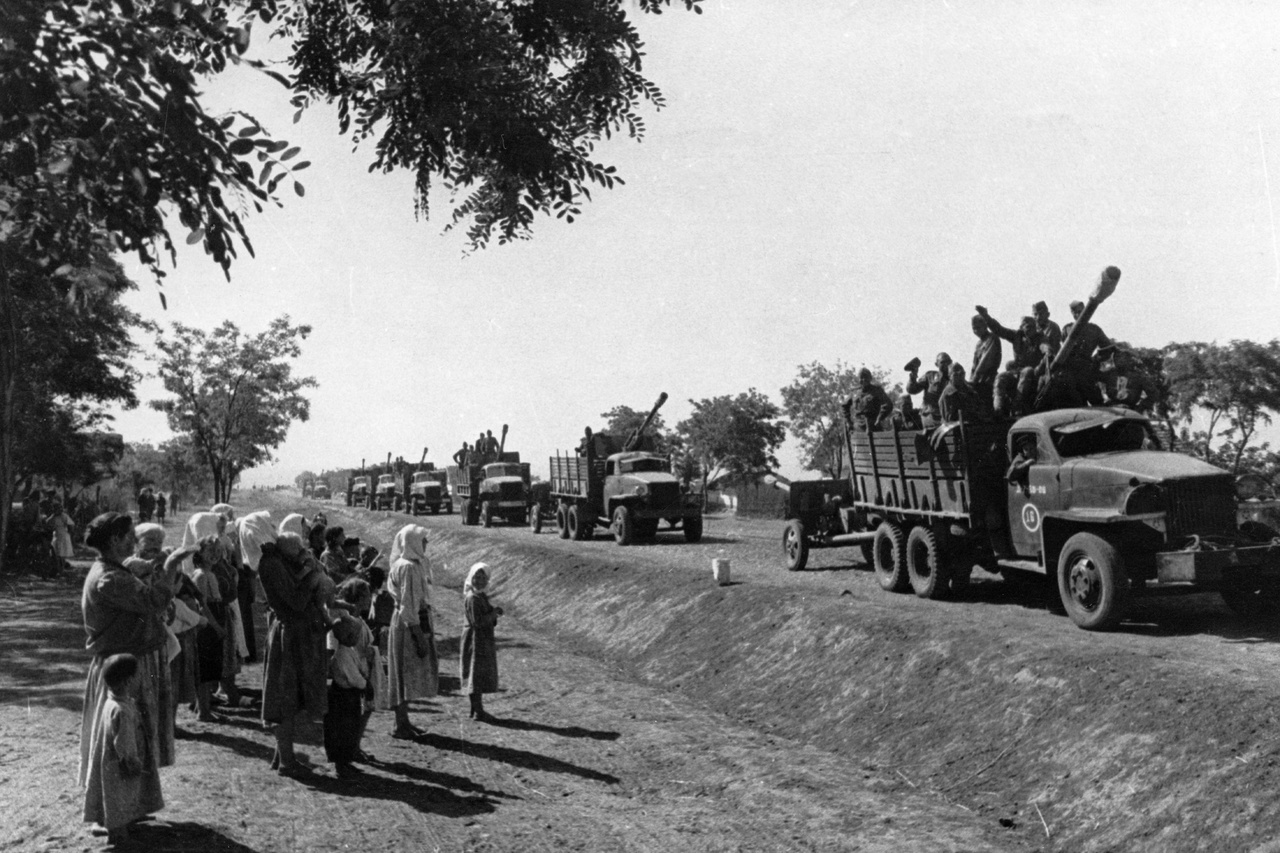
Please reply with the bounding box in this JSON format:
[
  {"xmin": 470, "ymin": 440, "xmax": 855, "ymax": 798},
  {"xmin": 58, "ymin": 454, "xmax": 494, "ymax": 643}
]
[
  {"xmin": 460, "ymin": 563, "xmax": 503, "ymax": 722},
  {"xmin": 363, "ymin": 563, "xmax": 395, "ymax": 653},
  {"xmin": 324, "ymin": 615, "xmax": 375, "ymax": 779}
]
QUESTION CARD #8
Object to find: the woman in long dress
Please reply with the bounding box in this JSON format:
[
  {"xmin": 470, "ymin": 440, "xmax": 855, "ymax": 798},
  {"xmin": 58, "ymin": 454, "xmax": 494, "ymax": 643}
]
[
  {"xmin": 386, "ymin": 524, "xmax": 438, "ymax": 738},
  {"xmin": 182, "ymin": 512, "xmax": 243, "ymax": 706},
  {"xmin": 80, "ymin": 513, "xmax": 195, "ymax": 829}
]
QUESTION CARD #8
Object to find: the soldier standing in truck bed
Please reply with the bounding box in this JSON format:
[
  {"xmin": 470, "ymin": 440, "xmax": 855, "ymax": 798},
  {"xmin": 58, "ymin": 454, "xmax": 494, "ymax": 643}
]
[
  {"xmin": 905, "ymin": 353, "xmax": 951, "ymax": 429},
  {"xmin": 976, "ymin": 307, "xmax": 1047, "ymax": 417},
  {"xmin": 484, "ymin": 430, "xmax": 500, "ymax": 459},
  {"xmin": 850, "ymin": 368, "xmax": 894, "ymax": 433},
  {"xmin": 939, "ymin": 363, "xmax": 993, "ymax": 424},
  {"xmin": 969, "ymin": 313, "xmax": 1002, "ymax": 406},
  {"xmin": 1101, "ymin": 347, "xmax": 1159, "ymax": 413},
  {"xmin": 1031, "ymin": 300, "xmax": 1062, "ymax": 359},
  {"xmin": 453, "ymin": 442, "xmax": 470, "ymax": 467},
  {"xmin": 1060, "ymin": 299, "xmax": 1111, "ymax": 406}
]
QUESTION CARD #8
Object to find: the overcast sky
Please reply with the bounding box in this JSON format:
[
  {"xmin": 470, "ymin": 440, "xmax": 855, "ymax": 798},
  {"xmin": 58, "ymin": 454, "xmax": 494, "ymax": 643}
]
[{"xmin": 110, "ymin": 1, "xmax": 1280, "ymax": 485}]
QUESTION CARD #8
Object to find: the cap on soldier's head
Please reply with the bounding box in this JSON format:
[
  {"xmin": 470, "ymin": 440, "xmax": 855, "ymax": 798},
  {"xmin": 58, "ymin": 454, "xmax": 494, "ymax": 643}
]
[
  {"xmin": 935, "ymin": 352, "xmax": 952, "ymax": 366},
  {"xmin": 1032, "ymin": 300, "xmax": 1049, "ymax": 314},
  {"xmin": 858, "ymin": 367, "xmax": 872, "ymax": 382},
  {"xmin": 1069, "ymin": 300, "xmax": 1085, "ymax": 314}
]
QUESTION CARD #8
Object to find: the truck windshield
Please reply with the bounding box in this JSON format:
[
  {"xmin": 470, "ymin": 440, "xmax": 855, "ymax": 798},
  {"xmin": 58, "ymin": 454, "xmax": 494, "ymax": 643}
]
[
  {"xmin": 486, "ymin": 464, "xmax": 522, "ymax": 478},
  {"xmin": 378, "ymin": 476, "xmax": 394, "ymax": 484},
  {"xmin": 1051, "ymin": 418, "xmax": 1157, "ymax": 457},
  {"xmin": 620, "ymin": 458, "xmax": 667, "ymax": 473}
]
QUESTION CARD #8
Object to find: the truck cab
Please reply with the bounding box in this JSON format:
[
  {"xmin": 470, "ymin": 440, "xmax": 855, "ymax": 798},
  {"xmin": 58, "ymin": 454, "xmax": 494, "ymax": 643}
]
[
  {"xmin": 375, "ymin": 473, "xmax": 401, "ymax": 510},
  {"xmin": 349, "ymin": 475, "xmax": 372, "ymax": 508},
  {"xmin": 477, "ymin": 460, "xmax": 530, "ymax": 526},
  {"xmin": 312, "ymin": 481, "xmax": 331, "ymax": 500},
  {"xmin": 410, "ymin": 470, "xmax": 451, "ymax": 515},
  {"xmin": 601, "ymin": 451, "xmax": 703, "ymax": 542}
]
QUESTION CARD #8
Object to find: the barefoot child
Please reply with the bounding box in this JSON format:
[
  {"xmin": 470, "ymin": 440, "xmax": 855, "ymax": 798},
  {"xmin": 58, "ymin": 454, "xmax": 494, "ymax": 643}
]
[
  {"xmin": 84, "ymin": 653, "xmax": 160, "ymax": 845},
  {"xmin": 460, "ymin": 563, "xmax": 503, "ymax": 722}
]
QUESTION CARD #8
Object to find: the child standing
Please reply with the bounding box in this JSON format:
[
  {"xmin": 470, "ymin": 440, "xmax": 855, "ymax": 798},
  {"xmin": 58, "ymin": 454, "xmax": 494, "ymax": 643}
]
[
  {"xmin": 324, "ymin": 615, "xmax": 374, "ymax": 779},
  {"xmin": 83, "ymin": 653, "xmax": 163, "ymax": 845},
  {"xmin": 460, "ymin": 563, "xmax": 503, "ymax": 722}
]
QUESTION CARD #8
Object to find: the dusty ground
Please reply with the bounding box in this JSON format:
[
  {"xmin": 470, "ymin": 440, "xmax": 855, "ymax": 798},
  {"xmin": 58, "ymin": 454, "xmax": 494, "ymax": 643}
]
[{"xmin": 3, "ymin": 491, "xmax": 1280, "ymax": 852}]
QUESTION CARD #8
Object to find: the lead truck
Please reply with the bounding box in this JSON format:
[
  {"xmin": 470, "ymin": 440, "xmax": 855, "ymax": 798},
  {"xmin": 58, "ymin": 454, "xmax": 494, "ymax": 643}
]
[{"xmin": 778, "ymin": 267, "xmax": 1280, "ymax": 629}]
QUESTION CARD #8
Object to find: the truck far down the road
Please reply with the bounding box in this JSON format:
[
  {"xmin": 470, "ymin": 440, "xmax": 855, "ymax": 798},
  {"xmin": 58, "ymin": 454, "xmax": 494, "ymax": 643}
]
[
  {"xmin": 448, "ymin": 425, "xmax": 532, "ymax": 527},
  {"xmin": 547, "ymin": 393, "xmax": 703, "ymax": 545},
  {"xmin": 410, "ymin": 469, "xmax": 452, "ymax": 515}
]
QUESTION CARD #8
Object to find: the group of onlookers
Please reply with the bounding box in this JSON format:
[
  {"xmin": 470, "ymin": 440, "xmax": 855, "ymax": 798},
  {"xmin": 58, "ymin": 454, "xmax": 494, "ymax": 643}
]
[{"xmin": 78, "ymin": 504, "xmax": 503, "ymax": 844}]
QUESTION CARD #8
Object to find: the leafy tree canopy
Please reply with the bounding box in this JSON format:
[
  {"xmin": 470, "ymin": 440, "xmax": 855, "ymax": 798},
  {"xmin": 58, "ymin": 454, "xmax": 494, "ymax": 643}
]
[
  {"xmin": 600, "ymin": 402, "xmax": 670, "ymax": 452},
  {"xmin": 151, "ymin": 316, "xmax": 317, "ymax": 503},
  {"xmin": 781, "ymin": 360, "xmax": 884, "ymax": 477},
  {"xmin": 675, "ymin": 389, "xmax": 787, "ymax": 493}
]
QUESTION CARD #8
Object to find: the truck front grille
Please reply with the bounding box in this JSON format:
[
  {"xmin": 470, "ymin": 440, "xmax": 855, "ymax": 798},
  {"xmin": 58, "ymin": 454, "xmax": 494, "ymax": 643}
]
[
  {"xmin": 499, "ymin": 482, "xmax": 524, "ymax": 501},
  {"xmin": 647, "ymin": 482, "xmax": 681, "ymax": 509},
  {"xmin": 1164, "ymin": 476, "xmax": 1236, "ymax": 538}
]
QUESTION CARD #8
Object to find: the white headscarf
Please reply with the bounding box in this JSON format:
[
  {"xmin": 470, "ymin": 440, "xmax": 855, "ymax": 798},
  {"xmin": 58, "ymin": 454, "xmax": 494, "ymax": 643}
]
[
  {"xmin": 211, "ymin": 502, "xmax": 235, "ymax": 520},
  {"xmin": 278, "ymin": 513, "xmax": 308, "ymax": 539},
  {"xmin": 181, "ymin": 511, "xmax": 224, "ymax": 576},
  {"xmin": 463, "ymin": 562, "xmax": 490, "ymax": 597},
  {"xmin": 238, "ymin": 511, "xmax": 276, "ymax": 572},
  {"xmin": 133, "ymin": 523, "xmax": 165, "ymax": 551},
  {"xmin": 389, "ymin": 524, "xmax": 429, "ymax": 570}
]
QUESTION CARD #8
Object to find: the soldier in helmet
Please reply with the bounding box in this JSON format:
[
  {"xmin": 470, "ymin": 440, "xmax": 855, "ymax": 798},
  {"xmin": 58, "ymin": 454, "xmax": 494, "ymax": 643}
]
[
  {"xmin": 939, "ymin": 363, "xmax": 992, "ymax": 424},
  {"xmin": 849, "ymin": 368, "xmax": 894, "ymax": 433},
  {"xmin": 905, "ymin": 352, "xmax": 951, "ymax": 429}
]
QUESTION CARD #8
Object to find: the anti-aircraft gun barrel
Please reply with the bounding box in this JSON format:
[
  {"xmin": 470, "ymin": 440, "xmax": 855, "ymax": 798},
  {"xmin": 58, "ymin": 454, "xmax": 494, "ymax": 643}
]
[
  {"xmin": 624, "ymin": 392, "xmax": 669, "ymax": 452},
  {"xmin": 498, "ymin": 424, "xmax": 509, "ymax": 456},
  {"xmin": 1035, "ymin": 266, "xmax": 1121, "ymax": 410}
]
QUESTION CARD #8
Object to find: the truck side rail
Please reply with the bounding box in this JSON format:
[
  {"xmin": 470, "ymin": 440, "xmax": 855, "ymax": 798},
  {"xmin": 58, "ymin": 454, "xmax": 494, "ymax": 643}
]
[
  {"xmin": 548, "ymin": 453, "xmax": 605, "ymax": 503},
  {"xmin": 848, "ymin": 418, "xmax": 1010, "ymax": 519}
]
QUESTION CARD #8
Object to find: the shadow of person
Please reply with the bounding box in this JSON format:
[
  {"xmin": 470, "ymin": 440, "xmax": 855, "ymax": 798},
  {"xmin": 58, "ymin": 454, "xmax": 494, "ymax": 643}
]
[
  {"xmin": 411, "ymin": 731, "xmax": 619, "ymax": 784},
  {"xmin": 485, "ymin": 718, "xmax": 620, "ymax": 741},
  {"xmin": 306, "ymin": 768, "xmax": 499, "ymax": 818},
  {"xmin": 126, "ymin": 820, "xmax": 262, "ymax": 852},
  {"xmin": 185, "ymin": 728, "xmax": 274, "ymax": 763}
]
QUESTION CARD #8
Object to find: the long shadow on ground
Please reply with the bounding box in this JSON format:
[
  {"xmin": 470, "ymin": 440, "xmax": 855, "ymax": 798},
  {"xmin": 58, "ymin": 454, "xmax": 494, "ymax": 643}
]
[
  {"xmin": 0, "ymin": 582, "xmax": 91, "ymax": 710},
  {"xmin": 122, "ymin": 820, "xmax": 262, "ymax": 852},
  {"xmin": 411, "ymin": 731, "xmax": 619, "ymax": 784}
]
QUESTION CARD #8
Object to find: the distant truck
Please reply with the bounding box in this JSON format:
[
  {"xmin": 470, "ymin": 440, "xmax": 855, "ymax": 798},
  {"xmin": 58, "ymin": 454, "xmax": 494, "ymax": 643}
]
[
  {"xmin": 778, "ymin": 269, "xmax": 1280, "ymax": 629},
  {"xmin": 301, "ymin": 479, "xmax": 314, "ymax": 498},
  {"xmin": 313, "ymin": 481, "xmax": 331, "ymax": 500},
  {"xmin": 548, "ymin": 393, "xmax": 703, "ymax": 545},
  {"xmin": 346, "ymin": 475, "xmax": 373, "ymax": 509},
  {"xmin": 410, "ymin": 469, "xmax": 451, "ymax": 515},
  {"xmin": 448, "ymin": 425, "xmax": 531, "ymax": 527}
]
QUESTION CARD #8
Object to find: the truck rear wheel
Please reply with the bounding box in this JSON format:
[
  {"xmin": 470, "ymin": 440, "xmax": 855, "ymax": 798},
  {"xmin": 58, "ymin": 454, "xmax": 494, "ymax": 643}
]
[
  {"xmin": 783, "ymin": 520, "xmax": 808, "ymax": 571},
  {"xmin": 1057, "ymin": 532, "xmax": 1130, "ymax": 630},
  {"xmin": 568, "ymin": 505, "xmax": 589, "ymax": 541},
  {"xmin": 613, "ymin": 506, "xmax": 634, "ymax": 546},
  {"xmin": 873, "ymin": 521, "xmax": 911, "ymax": 593},
  {"xmin": 907, "ymin": 525, "xmax": 950, "ymax": 599},
  {"xmin": 481, "ymin": 501, "xmax": 494, "ymax": 528},
  {"xmin": 529, "ymin": 505, "xmax": 543, "ymax": 534},
  {"xmin": 556, "ymin": 505, "xmax": 570, "ymax": 539},
  {"xmin": 683, "ymin": 515, "xmax": 703, "ymax": 543}
]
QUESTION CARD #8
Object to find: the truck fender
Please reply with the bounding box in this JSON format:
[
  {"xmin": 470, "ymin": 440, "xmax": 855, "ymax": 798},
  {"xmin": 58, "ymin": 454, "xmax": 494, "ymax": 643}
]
[{"xmin": 1039, "ymin": 514, "xmax": 1155, "ymax": 578}]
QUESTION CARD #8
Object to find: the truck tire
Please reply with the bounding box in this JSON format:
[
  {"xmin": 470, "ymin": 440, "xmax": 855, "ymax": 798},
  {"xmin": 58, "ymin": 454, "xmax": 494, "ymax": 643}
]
[
  {"xmin": 1057, "ymin": 532, "xmax": 1131, "ymax": 630},
  {"xmin": 873, "ymin": 521, "xmax": 911, "ymax": 593},
  {"xmin": 568, "ymin": 505, "xmax": 588, "ymax": 541},
  {"xmin": 907, "ymin": 524, "xmax": 951, "ymax": 599},
  {"xmin": 556, "ymin": 505, "xmax": 570, "ymax": 539},
  {"xmin": 529, "ymin": 505, "xmax": 543, "ymax": 534},
  {"xmin": 683, "ymin": 515, "xmax": 703, "ymax": 544},
  {"xmin": 783, "ymin": 519, "xmax": 809, "ymax": 571},
  {"xmin": 1220, "ymin": 571, "xmax": 1280, "ymax": 617},
  {"xmin": 613, "ymin": 505, "xmax": 634, "ymax": 546},
  {"xmin": 481, "ymin": 501, "xmax": 494, "ymax": 528},
  {"xmin": 460, "ymin": 499, "xmax": 473, "ymax": 525}
]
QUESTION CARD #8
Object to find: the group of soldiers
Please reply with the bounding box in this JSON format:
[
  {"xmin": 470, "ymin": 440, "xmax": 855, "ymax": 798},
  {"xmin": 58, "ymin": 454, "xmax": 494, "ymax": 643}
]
[
  {"xmin": 452, "ymin": 430, "xmax": 503, "ymax": 468},
  {"xmin": 848, "ymin": 298, "xmax": 1160, "ymax": 433}
]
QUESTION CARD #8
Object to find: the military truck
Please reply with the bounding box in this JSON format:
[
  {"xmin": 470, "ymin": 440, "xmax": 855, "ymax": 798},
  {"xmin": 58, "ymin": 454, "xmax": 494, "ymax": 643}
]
[
  {"xmin": 301, "ymin": 479, "xmax": 314, "ymax": 498},
  {"xmin": 312, "ymin": 481, "xmax": 331, "ymax": 501},
  {"xmin": 346, "ymin": 474, "xmax": 373, "ymax": 509},
  {"xmin": 448, "ymin": 425, "xmax": 532, "ymax": 527},
  {"xmin": 410, "ymin": 469, "xmax": 451, "ymax": 515},
  {"xmin": 548, "ymin": 393, "xmax": 703, "ymax": 545},
  {"xmin": 777, "ymin": 268, "xmax": 1280, "ymax": 629},
  {"xmin": 374, "ymin": 473, "xmax": 403, "ymax": 511}
]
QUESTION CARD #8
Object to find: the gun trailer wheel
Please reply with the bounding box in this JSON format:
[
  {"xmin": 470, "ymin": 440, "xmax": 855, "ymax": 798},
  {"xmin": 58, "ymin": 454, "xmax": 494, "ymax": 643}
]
[
  {"xmin": 556, "ymin": 505, "xmax": 570, "ymax": 539},
  {"xmin": 481, "ymin": 501, "xmax": 494, "ymax": 528},
  {"xmin": 783, "ymin": 520, "xmax": 809, "ymax": 572},
  {"xmin": 873, "ymin": 521, "xmax": 910, "ymax": 593},
  {"xmin": 1057, "ymin": 532, "xmax": 1130, "ymax": 630}
]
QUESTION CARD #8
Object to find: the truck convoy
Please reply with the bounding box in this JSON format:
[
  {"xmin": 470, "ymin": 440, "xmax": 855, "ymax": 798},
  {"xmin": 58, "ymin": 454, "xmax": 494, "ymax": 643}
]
[
  {"xmin": 548, "ymin": 392, "xmax": 703, "ymax": 545},
  {"xmin": 448, "ymin": 426, "xmax": 532, "ymax": 527},
  {"xmin": 410, "ymin": 469, "xmax": 451, "ymax": 515},
  {"xmin": 776, "ymin": 269, "xmax": 1280, "ymax": 629}
]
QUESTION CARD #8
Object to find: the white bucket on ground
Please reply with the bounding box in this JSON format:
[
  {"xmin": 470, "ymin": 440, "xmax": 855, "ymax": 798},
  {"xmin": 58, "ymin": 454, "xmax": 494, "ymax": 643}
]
[{"xmin": 712, "ymin": 558, "xmax": 731, "ymax": 586}]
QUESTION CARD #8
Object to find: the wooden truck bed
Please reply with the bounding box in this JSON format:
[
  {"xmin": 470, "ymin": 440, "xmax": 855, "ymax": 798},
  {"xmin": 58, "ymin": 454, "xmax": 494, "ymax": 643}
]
[{"xmin": 548, "ymin": 454, "xmax": 606, "ymax": 505}]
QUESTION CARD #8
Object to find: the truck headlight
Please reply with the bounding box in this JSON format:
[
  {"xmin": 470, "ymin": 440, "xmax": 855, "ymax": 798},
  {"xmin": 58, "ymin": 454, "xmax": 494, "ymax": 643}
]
[
  {"xmin": 1125, "ymin": 483, "xmax": 1164, "ymax": 515},
  {"xmin": 633, "ymin": 483, "xmax": 649, "ymax": 497}
]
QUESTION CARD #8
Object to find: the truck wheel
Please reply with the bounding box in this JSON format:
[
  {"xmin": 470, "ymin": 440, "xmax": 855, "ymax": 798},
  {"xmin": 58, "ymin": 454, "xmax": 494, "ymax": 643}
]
[
  {"xmin": 907, "ymin": 524, "xmax": 953, "ymax": 599},
  {"xmin": 613, "ymin": 505, "xmax": 634, "ymax": 546},
  {"xmin": 1057, "ymin": 532, "xmax": 1130, "ymax": 630},
  {"xmin": 529, "ymin": 505, "xmax": 543, "ymax": 534},
  {"xmin": 683, "ymin": 515, "xmax": 703, "ymax": 544},
  {"xmin": 556, "ymin": 505, "xmax": 570, "ymax": 539},
  {"xmin": 783, "ymin": 520, "xmax": 809, "ymax": 571},
  {"xmin": 481, "ymin": 501, "xmax": 494, "ymax": 528},
  {"xmin": 873, "ymin": 521, "xmax": 911, "ymax": 593},
  {"xmin": 460, "ymin": 499, "xmax": 473, "ymax": 525},
  {"xmin": 568, "ymin": 505, "xmax": 588, "ymax": 541}
]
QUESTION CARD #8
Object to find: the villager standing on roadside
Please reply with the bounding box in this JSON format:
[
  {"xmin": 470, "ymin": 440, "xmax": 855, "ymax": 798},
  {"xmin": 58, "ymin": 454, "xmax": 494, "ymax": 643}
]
[
  {"xmin": 387, "ymin": 524, "xmax": 438, "ymax": 738},
  {"xmin": 461, "ymin": 562, "xmax": 503, "ymax": 722},
  {"xmin": 82, "ymin": 654, "xmax": 151, "ymax": 846}
]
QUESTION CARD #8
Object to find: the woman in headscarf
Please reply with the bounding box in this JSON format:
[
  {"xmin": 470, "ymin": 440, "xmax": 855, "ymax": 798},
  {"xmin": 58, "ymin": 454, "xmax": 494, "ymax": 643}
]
[
  {"xmin": 182, "ymin": 512, "xmax": 244, "ymax": 708},
  {"xmin": 460, "ymin": 563, "xmax": 503, "ymax": 722},
  {"xmin": 257, "ymin": 530, "xmax": 335, "ymax": 777},
  {"xmin": 386, "ymin": 524, "xmax": 438, "ymax": 738},
  {"xmin": 278, "ymin": 513, "xmax": 308, "ymax": 540},
  {"xmin": 211, "ymin": 504, "xmax": 249, "ymax": 661},
  {"xmin": 79, "ymin": 513, "xmax": 197, "ymax": 828},
  {"xmin": 125, "ymin": 524, "xmax": 167, "ymax": 579}
]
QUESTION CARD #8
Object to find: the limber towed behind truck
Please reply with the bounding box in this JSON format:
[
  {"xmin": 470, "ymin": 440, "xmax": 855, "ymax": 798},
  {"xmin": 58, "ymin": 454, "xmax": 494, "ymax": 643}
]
[
  {"xmin": 548, "ymin": 392, "xmax": 703, "ymax": 545},
  {"xmin": 777, "ymin": 269, "xmax": 1280, "ymax": 629}
]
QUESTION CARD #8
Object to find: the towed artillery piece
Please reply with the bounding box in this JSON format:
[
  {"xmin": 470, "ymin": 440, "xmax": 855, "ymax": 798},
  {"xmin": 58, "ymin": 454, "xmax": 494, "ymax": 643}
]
[
  {"xmin": 448, "ymin": 425, "xmax": 532, "ymax": 527},
  {"xmin": 547, "ymin": 392, "xmax": 703, "ymax": 545}
]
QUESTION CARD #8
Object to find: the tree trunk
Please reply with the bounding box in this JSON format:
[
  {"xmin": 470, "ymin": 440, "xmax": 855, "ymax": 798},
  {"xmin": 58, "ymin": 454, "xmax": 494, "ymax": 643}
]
[{"xmin": 0, "ymin": 274, "xmax": 17, "ymax": 574}]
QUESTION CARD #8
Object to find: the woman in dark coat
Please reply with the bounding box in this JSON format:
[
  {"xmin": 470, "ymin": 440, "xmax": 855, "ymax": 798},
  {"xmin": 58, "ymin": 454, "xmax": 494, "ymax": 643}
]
[{"xmin": 460, "ymin": 562, "xmax": 503, "ymax": 722}]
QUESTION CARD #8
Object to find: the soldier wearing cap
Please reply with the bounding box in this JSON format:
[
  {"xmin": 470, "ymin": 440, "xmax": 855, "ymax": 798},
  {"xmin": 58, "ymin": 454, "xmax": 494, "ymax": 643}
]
[
  {"xmin": 850, "ymin": 368, "xmax": 894, "ymax": 433},
  {"xmin": 1031, "ymin": 300, "xmax": 1062, "ymax": 359},
  {"xmin": 939, "ymin": 364, "xmax": 993, "ymax": 424},
  {"xmin": 976, "ymin": 307, "xmax": 1047, "ymax": 417},
  {"xmin": 905, "ymin": 353, "xmax": 951, "ymax": 429},
  {"xmin": 1060, "ymin": 300, "xmax": 1110, "ymax": 405},
  {"xmin": 969, "ymin": 313, "xmax": 1002, "ymax": 405}
]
